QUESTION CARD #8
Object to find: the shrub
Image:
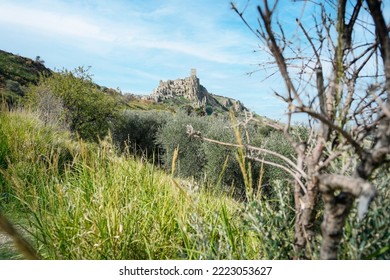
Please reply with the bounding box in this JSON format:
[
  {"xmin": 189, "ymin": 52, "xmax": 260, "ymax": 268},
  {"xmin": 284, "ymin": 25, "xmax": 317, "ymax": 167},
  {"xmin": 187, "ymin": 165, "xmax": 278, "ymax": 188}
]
[
  {"xmin": 156, "ymin": 112, "xmax": 208, "ymax": 179},
  {"xmin": 242, "ymin": 179, "xmax": 295, "ymax": 259},
  {"xmin": 25, "ymin": 85, "xmax": 67, "ymax": 129},
  {"xmin": 156, "ymin": 112, "xmax": 289, "ymax": 198},
  {"xmin": 202, "ymin": 118, "xmax": 247, "ymax": 196},
  {"xmin": 261, "ymin": 130, "xmax": 295, "ymax": 185},
  {"xmin": 26, "ymin": 67, "xmax": 119, "ymax": 142},
  {"xmin": 5, "ymin": 80, "xmax": 24, "ymax": 96},
  {"xmin": 111, "ymin": 110, "xmax": 170, "ymax": 159}
]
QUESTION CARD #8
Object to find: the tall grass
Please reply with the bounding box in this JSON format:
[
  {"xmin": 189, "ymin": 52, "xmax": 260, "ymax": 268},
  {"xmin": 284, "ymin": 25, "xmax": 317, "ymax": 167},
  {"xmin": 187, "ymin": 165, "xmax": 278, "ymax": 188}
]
[{"xmin": 0, "ymin": 109, "xmax": 277, "ymax": 259}]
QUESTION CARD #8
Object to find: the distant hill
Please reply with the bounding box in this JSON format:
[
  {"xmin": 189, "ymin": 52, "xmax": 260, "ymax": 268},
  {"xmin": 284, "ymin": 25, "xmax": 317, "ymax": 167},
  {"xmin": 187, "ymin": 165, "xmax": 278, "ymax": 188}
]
[{"xmin": 0, "ymin": 50, "xmax": 51, "ymax": 105}]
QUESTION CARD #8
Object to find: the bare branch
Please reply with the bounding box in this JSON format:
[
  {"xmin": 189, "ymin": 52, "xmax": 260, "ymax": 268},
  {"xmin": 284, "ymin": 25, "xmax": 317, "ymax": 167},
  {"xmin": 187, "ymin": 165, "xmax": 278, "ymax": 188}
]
[
  {"xmin": 257, "ymin": 3, "xmax": 302, "ymax": 105},
  {"xmin": 295, "ymin": 106, "xmax": 365, "ymax": 156},
  {"xmin": 246, "ymin": 155, "xmax": 308, "ymax": 194}
]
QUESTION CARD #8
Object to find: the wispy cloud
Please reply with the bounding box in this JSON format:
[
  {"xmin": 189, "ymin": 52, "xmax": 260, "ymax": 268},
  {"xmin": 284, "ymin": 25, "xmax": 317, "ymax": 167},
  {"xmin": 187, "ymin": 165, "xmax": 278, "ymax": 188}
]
[
  {"xmin": 0, "ymin": 0, "xmax": 257, "ymax": 64},
  {"xmin": 0, "ymin": 2, "xmax": 116, "ymax": 42}
]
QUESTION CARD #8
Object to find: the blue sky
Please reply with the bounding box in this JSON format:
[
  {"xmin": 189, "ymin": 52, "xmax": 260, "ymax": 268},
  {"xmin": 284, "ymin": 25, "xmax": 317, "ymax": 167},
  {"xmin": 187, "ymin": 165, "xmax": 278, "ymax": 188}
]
[{"xmin": 0, "ymin": 0, "xmax": 350, "ymax": 120}]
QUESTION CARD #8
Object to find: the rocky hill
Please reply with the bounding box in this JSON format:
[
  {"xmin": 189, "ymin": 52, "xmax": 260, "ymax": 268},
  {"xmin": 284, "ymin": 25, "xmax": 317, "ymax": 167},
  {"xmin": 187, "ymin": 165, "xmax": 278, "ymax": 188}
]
[{"xmin": 144, "ymin": 69, "xmax": 247, "ymax": 115}]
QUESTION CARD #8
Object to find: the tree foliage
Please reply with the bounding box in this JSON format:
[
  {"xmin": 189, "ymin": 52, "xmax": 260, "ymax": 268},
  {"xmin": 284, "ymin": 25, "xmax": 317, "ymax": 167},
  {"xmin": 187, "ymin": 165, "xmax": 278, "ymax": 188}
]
[
  {"xmin": 157, "ymin": 112, "xmax": 296, "ymax": 199},
  {"xmin": 112, "ymin": 109, "xmax": 170, "ymax": 158},
  {"xmin": 26, "ymin": 67, "xmax": 118, "ymax": 141},
  {"xmin": 156, "ymin": 112, "xmax": 209, "ymax": 179}
]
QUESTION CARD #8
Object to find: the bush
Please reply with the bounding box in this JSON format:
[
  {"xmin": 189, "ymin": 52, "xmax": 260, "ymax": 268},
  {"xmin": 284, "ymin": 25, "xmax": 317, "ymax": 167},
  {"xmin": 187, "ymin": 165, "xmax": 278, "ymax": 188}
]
[
  {"xmin": 156, "ymin": 112, "xmax": 208, "ymax": 179},
  {"xmin": 111, "ymin": 110, "xmax": 170, "ymax": 159},
  {"xmin": 202, "ymin": 118, "xmax": 251, "ymax": 197},
  {"xmin": 341, "ymin": 168, "xmax": 390, "ymax": 259},
  {"xmin": 202, "ymin": 120, "xmax": 237, "ymax": 185},
  {"xmin": 242, "ymin": 179, "xmax": 295, "ymax": 259},
  {"xmin": 6, "ymin": 80, "xmax": 24, "ymax": 96},
  {"xmin": 261, "ymin": 130, "xmax": 295, "ymax": 184},
  {"xmin": 156, "ymin": 112, "xmax": 293, "ymax": 198},
  {"xmin": 26, "ymin": 67, "xmax": 119, "ymax": 142}
]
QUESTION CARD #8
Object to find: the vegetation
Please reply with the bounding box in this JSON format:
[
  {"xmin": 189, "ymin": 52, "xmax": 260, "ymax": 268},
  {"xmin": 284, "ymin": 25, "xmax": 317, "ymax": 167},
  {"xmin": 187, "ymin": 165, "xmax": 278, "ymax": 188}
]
[
  {"xmin": 0, "ymin": 109, "xmax": 293, "ymax": 259},
  {"xmin": 26, "ymin": 67, "xmax": 119, "ymax": 142},
  {"xmin": 156, "ymin": 112, "xmax": 294, "ymax": 199},
  {"xmin": 112, "ymin": 109, "xmax": 170, "ymax": 158},
  {"xmin": 1, "ymin": 0, "xmax": 389, "ymax": 259},
  {"xmin": 0, "ymin": 50, "xmax": 51, "ymax": 106},
  {"xmin": 1, "ymin": 103, "xmax": 388, "ymax": 259}
]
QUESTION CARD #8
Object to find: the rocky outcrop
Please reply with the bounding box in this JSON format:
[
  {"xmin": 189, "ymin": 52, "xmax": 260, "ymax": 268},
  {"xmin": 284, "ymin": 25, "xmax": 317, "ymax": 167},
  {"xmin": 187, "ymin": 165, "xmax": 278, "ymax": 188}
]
[
  {"xmin": 146, "ymin": 69, "xmax": 248, "ymax": 114},
  {"xmin": 148, "ymin": 69, "xmax": 207, "ymax": 103}
]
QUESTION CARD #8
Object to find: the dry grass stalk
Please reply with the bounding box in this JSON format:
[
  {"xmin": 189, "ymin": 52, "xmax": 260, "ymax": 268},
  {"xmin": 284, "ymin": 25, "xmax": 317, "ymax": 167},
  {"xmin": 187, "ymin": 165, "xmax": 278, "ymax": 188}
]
[{"xmin": 0, "ymin": 211, "xmax": 40, "ymax": 260}]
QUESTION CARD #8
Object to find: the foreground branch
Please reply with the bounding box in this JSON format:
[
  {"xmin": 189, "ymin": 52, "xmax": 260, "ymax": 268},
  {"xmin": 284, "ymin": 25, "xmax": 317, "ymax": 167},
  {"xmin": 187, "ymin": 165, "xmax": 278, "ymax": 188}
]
[{"xmin": 317, "ymin": 174, "xmax": 377, "ymax": 259}]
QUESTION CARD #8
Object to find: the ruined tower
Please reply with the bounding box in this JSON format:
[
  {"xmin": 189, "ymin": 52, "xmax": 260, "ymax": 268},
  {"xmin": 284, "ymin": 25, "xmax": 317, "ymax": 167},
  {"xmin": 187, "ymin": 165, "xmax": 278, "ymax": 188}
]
[{"xmin": 191, "ymin": 68, "xmax": 197, "ymax": 77}]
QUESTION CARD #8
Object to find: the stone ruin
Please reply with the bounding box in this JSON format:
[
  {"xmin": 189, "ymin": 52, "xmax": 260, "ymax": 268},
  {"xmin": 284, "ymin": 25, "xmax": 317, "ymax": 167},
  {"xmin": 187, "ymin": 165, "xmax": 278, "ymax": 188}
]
[
  {"xmin": 148, "ymin": 69, "xmax": 208, "ymax": 104},
  {"xmin": 143, "ymin": 69, "xmax": 248, "ymax": 113}
]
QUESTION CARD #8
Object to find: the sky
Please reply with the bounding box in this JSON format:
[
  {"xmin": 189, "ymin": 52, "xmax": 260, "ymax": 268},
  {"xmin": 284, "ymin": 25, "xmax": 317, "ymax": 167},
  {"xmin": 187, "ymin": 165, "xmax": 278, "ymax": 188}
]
[{"xmin": 1, "ymin": 0, "xmax": 385, "ymax": 121}]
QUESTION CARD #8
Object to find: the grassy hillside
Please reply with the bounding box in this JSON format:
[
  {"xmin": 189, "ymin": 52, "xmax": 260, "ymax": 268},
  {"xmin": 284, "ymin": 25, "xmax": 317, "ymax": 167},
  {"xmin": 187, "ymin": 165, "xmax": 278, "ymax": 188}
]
[
  {"xmin": 0, "ymin": 109, "xmax": 294, "ymax": 259},
  {"xmin": 0, "ymin": 50, "xmax": 50, "ymax": 84}
]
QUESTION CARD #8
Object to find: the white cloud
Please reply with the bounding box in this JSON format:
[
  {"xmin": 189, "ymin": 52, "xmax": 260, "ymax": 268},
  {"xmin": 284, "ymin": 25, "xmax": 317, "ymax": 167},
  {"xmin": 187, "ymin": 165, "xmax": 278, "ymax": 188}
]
[{"xmin": 0, "ymin": 2, "xmax": 116, "ymax": 42}]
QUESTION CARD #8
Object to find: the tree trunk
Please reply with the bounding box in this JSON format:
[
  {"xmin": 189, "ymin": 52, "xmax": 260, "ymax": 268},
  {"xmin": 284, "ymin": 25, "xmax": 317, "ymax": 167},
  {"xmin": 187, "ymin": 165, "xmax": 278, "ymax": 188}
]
[{"xmin": 294, "ymin": 178, "xmax": 319, "ymax": 258}]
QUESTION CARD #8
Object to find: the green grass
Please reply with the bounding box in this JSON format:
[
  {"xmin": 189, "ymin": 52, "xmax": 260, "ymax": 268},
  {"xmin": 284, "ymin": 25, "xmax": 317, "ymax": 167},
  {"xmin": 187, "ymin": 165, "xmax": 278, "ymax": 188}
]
[
  {"xmin": 0, "ymin": 109, "xmax": 276, "ymax": 259},
  {"xmin": 0, "ymin": 243, "xmax": 23, "ymax": 260}
]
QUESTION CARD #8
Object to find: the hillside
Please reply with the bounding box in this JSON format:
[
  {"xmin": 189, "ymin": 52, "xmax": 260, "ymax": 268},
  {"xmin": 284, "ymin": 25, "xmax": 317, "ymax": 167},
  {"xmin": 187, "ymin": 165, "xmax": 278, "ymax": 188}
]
[
  {"xmin": 0, "ymin": 50, "xmax": 248, "ymax": 116},
  {"xmin": 0, "ymin": 50, "xmax": 51, "ymax": 104}
]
